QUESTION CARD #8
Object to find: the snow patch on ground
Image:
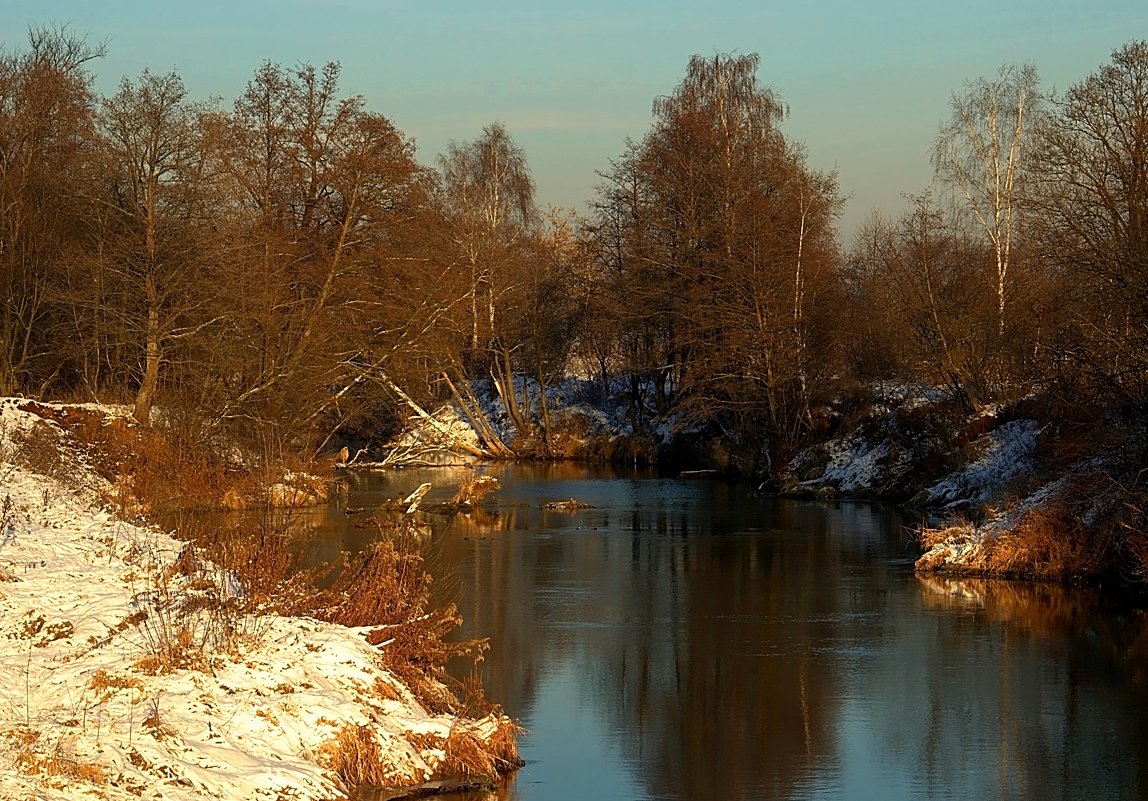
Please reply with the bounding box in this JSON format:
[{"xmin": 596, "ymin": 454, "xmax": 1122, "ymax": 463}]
[
  {"xmin": 784, "ymin": 384, "xmax": 959, "ymax": 498},
  {"xmin": 0, "ymin": 400, "xmax": 506, "ymax": 800},
  {"xmin": 923, "ymin": 419, "xmax": 1039, "ymax": 510},
  {"xmin": 471, "ymin": 375, "xmax": 639, "ymax": 444},
  {"xmin": 796, "ymin": 437, "xmax": 898, "ymax": 495}
]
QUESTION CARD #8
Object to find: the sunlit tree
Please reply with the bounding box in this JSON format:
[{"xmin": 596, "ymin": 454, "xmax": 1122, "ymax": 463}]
[
  {"xmin": 1031, "ymin": 40, "xmax": 1148, "ymax": 402},
  {"xmin": 933, "ymin": 63, "xmax": 1041, "ymax": 338}
]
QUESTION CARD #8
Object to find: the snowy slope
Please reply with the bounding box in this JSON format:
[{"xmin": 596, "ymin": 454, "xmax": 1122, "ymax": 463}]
[{"xmin": 0, "ymin": 399, "xmax": 508, "ymax": 800}]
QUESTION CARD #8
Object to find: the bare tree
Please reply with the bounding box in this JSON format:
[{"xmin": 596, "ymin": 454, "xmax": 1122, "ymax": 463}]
[
  {"xmin": 438, "ymin": 123, "xmax": 537, "ymax": 349},
  {"xmin": 1031, "ymin": 41, "xmax": 1148, "ymax": 402},
  {"xmin": 933, "ymin": 63, "xmax": 1040, "ymax": 337},
  {"xmin": 98, "ymin": 69, "xmax": 214, "ymax": 424},
  {"xmin": 208, "ymin": 61, "xmax": 434, "ymax": 452},
  {"xmin": 438, "ymin": 123, "xmax": 539, "ymax": 440},
  {"xmin": 0, "ymin": 27, "xmax": 103, "ymax": 395}
]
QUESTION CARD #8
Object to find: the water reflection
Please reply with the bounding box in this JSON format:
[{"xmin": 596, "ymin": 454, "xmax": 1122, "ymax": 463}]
[{"xmin": 226, "ymin": 464, "xmax": 1148, "ymax": 800}]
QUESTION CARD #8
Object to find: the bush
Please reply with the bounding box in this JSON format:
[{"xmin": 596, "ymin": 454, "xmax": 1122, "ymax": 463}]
[{"xmin": 298, "ymin": 523, "xmax": 487, "ymax": 714}]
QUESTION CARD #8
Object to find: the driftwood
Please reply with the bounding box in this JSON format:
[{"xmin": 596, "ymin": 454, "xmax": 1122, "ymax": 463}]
[
  {"xmin": 401, "ymin": 483, "xmax": 433, "ymax": 513},
  {"xmin": 368, "ymin": 438, "xmax": 475, "ymax": 469},
  {"xmin": 379, "ymin": 375, "xmax": 491, "ymax": 459},
  {"xmin": 450, "ymin": 475, "xmax": 500, "ymax": 508},
  {"xmin": 423, "ymin": 475, "xmax": 501, "ymax": 515},
  {"xmin": 363, "ymin": 482, "xmax": 433, "ymax": 516},
  {"xmin": 352, "ymin": 483, "xmax": 435, "ymax": 532},
  {"xmin": 542, "ymin": 498, "xmax": 591, "ymax": 511}
]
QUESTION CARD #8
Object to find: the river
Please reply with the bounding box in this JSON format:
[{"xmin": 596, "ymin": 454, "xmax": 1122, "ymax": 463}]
[{"xmin": 287, "ymin": 463, "xmax": 1148, "ymax": 800}]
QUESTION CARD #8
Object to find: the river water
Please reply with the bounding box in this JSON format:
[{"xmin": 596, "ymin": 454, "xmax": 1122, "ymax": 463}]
[{"xmin": 297, "ymin": 463, "xmax": 1148, "ymax": 801}]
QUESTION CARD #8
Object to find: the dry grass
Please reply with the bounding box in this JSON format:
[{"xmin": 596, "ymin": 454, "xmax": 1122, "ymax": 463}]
[
  {"xmin": 320, "ymin": 724, "xmax": 404, "ymax": 790},
  {"xmin": 182, "ymin": 516, "xmax": 316, "ymax": 611},
  {"xmin": 88, "ymin": 669, "xmax": 144, "ymax": 699},
  {"xmin": 405, "ymin": 715, "xmax": 523, "ymax": 782},
  {"xmin": 477, "ymin": 715, "xmax": 525, "ymax": 776},
  {"xmin": 917, "ymin": 500, "xmax": 1112, "ymax": 581},
  {"xmin": 13, "ymin": 401, "xmax": 235, "ymax": 514},
  {"xmin": 4, "ymin": 727, "xmax": 108, "ymax": 786},
  {"xmin": 299, "ymin": 525, "xmax": 488, "ymax": 713}
]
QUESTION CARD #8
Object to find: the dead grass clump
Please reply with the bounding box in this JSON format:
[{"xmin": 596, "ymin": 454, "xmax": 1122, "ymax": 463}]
[
  {"xmin": 371, "ymin": 676, "xmax": 401, "ymax": 702},
  {"xmin": 449, "ymin": 475, "xmax": 499, "ymax": 508},
  {"xmin": 297, "ymin": 529, "xmax": 486, "ymax": 713},
  {"xmin": 916, "ymin": 501, "xmax": 1109, "ymax": 581},
  {"xmin": 87, "ymin": 669, "xmax": 141, "ymax": 699},
  {"xmin": 125, "ymin": 558, "xmax": 222, "ymax": 674},
  {"xmin": 918, "ymin": 522, "xmax": 968, "ymax": 551},
  {"xmin": 6, "ymin": 728, "xmax": 108, "ymax": 786},
  {"xmin": 438, "ymin": 729, "xmax": 496, "ymax": 779},
  {"xmin": 406, "ymin": 717, "xmax": 523, "ymax": 782},
  {"xmin": 141, "ymin": 696, "xmax": 175, "ymax": 740},
  {"xmin": 480, "ymin": 716, "xmax": 525, "ymax": 775},
  {"xmin": 117, "ymin": 425, "xmax": 230, "ymax": 514},
  {"xmin": 320, "ymin": 724, "xmax": 395, "ymax": 790},
  {"xmin": 989, "ymin": 506, "xmax": 1105, "ymax": 580}
]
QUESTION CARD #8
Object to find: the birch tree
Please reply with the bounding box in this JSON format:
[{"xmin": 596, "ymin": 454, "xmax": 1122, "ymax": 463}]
[
  {"xmin": 933, "ymin": 63, "xmax": 1040, "ymax": 337},
  {"xmin": 438, "ymin": 123, "xmax": 539, "ymax": 439},
  {"xmin": 438, "ymin": 122, "xmax": 537, "ymax": 353}
]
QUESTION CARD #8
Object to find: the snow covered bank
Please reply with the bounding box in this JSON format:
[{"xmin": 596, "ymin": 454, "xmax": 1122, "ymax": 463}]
[
  {"xmin": 777, "ymin": 386, "xmax": 1148, "ymax": 583},
  {"xmin": 780, "ymin": 384, "xmax": 969, "ymax": 500},
  {"xmin": 0, "ymin": 399, "xmax": 517, "ymax": 800},
  {"xmin": 365, "ymin": 376, "xmax": 654, "ymax": 467}
]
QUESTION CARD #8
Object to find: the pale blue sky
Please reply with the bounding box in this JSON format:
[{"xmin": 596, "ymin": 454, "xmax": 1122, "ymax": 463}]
[{"xmin": 3, "ymin": 1, "xmax": 1145, "ymax": 243}]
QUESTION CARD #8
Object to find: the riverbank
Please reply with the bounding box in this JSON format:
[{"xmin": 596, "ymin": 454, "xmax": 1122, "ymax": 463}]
[
  {"xmin": 0, "ymin": 399, "xmax": 519, "ymax": 800},
  {"xmin": 776, "ymin": 384, "xmax": 1148, "ymax": 588}
]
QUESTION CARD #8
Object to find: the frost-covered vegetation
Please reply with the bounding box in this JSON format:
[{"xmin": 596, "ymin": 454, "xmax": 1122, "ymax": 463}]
[
  {"xmin": 777, "ymin": 385, "xmax": 1148, "ymax": 586},
  {"xmin": 0, "ymin": 400, "xmax": 519, "ymax": 800}
]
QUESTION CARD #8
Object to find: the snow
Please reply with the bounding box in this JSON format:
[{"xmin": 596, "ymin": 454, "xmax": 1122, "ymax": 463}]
[
  {"xmin": 471, "ymin": 375, "xmax": 641, "ymax": 444},
  {"xmin": 0, "ymin": 399, "xmax": 507, "ymax": 800},
  {"xmin": 922, "ymin": 419, "xmax": 1039, "ymax": 509}
]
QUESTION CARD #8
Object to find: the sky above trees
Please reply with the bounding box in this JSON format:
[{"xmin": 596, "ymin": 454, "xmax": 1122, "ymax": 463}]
[{"xmin": 2, "ymin": 0, "xmax": 1144, "ymax": 244}]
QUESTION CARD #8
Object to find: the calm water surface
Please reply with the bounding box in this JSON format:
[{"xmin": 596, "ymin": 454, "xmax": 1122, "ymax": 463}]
[{"xmin": 303, "ymin": 463, "xmax": 1148, "ymax": 801}]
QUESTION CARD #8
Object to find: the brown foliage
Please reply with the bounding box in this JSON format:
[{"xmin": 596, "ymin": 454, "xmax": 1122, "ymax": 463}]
[
  {"xmin": 320, "ymin": 724, "xmax": 397, "ymax": 789},
  {"xmin": 918, "ymin": 495, "xmax": 1114, "ymax": 581},
  {"xmin": 300, "ymin": 526, "xmax": 487, "ymax": 713}
]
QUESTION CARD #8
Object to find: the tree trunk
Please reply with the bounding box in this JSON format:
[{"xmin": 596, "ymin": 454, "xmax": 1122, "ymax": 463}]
[{"xmin": 134, "ymin": 274, "xmax": 161, "ymax": 426}]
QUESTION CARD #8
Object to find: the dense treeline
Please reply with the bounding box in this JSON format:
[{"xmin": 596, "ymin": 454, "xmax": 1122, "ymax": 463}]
[{"xmin": 2, "ymin": 27, "xmax": 1146, "ymax": 476}]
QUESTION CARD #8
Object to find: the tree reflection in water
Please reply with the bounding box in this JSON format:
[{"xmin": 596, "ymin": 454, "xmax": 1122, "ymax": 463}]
[{"xmin": 223, "ymin": 464, "xmax": 1148, "ymax": 801}]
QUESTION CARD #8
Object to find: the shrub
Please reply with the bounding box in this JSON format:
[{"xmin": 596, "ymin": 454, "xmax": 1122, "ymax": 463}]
[{"xmin": 297, "ymin": 523, "xmax": 487, "ymax": 714}]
